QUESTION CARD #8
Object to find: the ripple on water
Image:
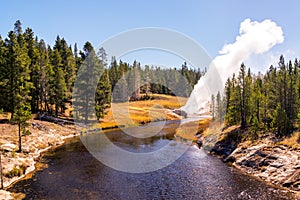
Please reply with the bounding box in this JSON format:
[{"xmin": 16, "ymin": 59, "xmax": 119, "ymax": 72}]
[{"xmin": 8, "ymin": 125, "xmax": 297, "ymax": 200}]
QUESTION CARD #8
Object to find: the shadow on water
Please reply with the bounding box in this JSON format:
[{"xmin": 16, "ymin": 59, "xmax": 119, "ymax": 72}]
[{"xmin": 8, "ymin": 120, "xmax": 297, "ymax": 200}]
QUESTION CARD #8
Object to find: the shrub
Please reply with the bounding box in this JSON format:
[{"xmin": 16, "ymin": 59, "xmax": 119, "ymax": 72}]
[{"xmin": 4, "ymin": 164, "xmax": 26, "ymax": 178}]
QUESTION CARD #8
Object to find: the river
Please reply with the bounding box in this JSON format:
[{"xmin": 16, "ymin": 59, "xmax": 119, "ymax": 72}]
[{"xmin": 8, "ymin": 120, "xmax": 295, "ymax": 199}]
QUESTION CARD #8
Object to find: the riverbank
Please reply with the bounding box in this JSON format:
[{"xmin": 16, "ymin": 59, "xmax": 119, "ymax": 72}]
[
  {"xmin": 0, "ymin": 120, "xmax": 78, "ymax": 181},
  {"xmin": 0, "ymin": 117, "xmax": 298, "ymax": 199},
  {"xmin": 0, "ymin": 118, "xmax": 78, "ymax": 199},
  {"xmin": 0, "ymin": 97, "xmax": 187, "ymax": 199},
  {"xmin": 198, "ymin": 123, "xmax": 300, "ymax": 197}
]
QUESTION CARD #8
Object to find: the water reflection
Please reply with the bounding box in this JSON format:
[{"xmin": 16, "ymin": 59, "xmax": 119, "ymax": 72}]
[{"xmin": 8, "ymin": 120, "xmax": 297, "ymax": 200}]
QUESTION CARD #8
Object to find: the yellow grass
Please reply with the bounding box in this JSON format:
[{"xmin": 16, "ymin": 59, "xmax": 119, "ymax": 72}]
[
  {"xmin": 99, "ymin": 94, "xmax": 187, "ymax": 129},
  {"xmin": 277, "ymin": 132, "xmax": 300, "ymax": 149},
  {"xmin": 175, "ymin": 119, "xmax": 210, "ymax": 141}
]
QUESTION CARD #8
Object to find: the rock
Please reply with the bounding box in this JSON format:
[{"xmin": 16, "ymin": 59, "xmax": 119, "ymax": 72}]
[
  {"xmin": 1, "ymin": 143, "xmax": 17, "ymax": 152},
  {"xmin": 224, "ymin": 155, "xmax": 236, "ymax": 163},
  {"xmin": 258, "ymin": 159, "xmax": 270, "ymax": 167},
  {"xmin": 270, "ymin": 162, "xmax": 284, "ymax": 168},
  {"xmin": 0, "ymin": 190, "xmax": 12, "ymax": 200},
  {"xmin": 196, "ymin": 139, "xmax": 202, "ymax": 148},
  {"xmin": 226, "ymin": 140, "xmax": 300, "ymax": 193},
  {"xmin": 256, "ymin": 150, "xmax": 267, "ymax": 157},
  {"xmin": 173, "ymin": 109, "xmax": 187, "ymax": 118},
  {"xmin": 211, "ymin": 142, "xmax": 236, "ymax": 158},
  {"xmin": 32, "ymin": 122, "xmax": 47, "ymax": 130},
  {"xmin": 282, "ymin": 170, "xmax": 300, "ymax": 190},
  {"xmin": 267, "ymin": 154, "xmax": 278, "ymax": 160}
]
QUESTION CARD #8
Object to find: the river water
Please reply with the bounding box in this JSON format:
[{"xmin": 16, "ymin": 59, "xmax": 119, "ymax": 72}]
[{"xmin": 9, "ymin": 120, "xmax": 296, "ymax": 199}]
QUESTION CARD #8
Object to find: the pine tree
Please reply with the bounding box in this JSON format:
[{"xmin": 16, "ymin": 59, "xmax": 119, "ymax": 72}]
[
  {"xmin": 128, "ymin": 60, "xmax": 141, "ymax": 101},
  {"xmin": 6, "ymin": 21, "xmax": 32, "ymax": 117},
  {"xmin": 224, "ymin": 78, "xmax": 231, "ymax": 115},
  {"xmin": 238, "ymin": 63, "xmax": 251, "ymax": 129},
  {"xmin": 225, "ymin": 74, "xmax": 240, "ymax": 125},
  {"xmin": 54, "ymin": 37, "xmax": 76, "ymax": 101},
  {"xmin": 0, "ymin": 35, "xmax": 9, "ymax": 111},
  {"xmin": 14, "ymin": 20, "xmax": 22, "ymax": 36},
  {"xmin": 24, "ymin": 28, "xmax": 40, "ymax": 113},
  {"xmin": 37, "ymin": 39, "xmax": 53, "ymax": 113},
  {"xmin": 95, "ymin": 48, "xmax": 111, "ymax": 119},
  {"xmin": 216, "ymin": 91, "xmax": 224, "ymax": 122},
  {"xmin": 8, "ymin": 21, "xmax": 32, "ymax": 152},
  {"xmin": 144, "ymin": 65, "xmax": 151, "ymax": 98},
  {"xmin": 263, "ymin": 65, "xmax": 277, "ymax": 128},
  {"xmin": 211, "ymin": 94, "xmax": 215, "ymax": 120},
  {"xmin": 12, "ymin": 103, "xmax": 31, "ymax": 152},
  {"xmin": 112, "ymin": 70, "xmax": 128, "ymax": 102},
  {"xmin": 249, "ymin": 76, "xmax": 263, "ymax": 130},
  {"xmin": 73, "ymin": 42, "xmax": 101, "ymax": 123},
  {"xmin": 50, "ymin": 49, "xmax": 67, "ymax": 116}
]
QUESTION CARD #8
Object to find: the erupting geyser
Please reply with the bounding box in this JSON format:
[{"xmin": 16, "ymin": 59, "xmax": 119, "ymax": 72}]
[{"xmin": 182, "ymin": 18, "xmax": 284, "ymax": 116}]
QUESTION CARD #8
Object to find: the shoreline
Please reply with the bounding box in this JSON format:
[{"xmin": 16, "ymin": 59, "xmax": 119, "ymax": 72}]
[
  {"xmin": 229, "ymin": 142, "xmax": 300, "ymax": 196},
  {"xmin": 4, "ymin": 133, "xmax": 80, "ymax": 190},
  {"xmin": 0, "ymin": 110, "xmax": 184, "ymax": 199},
  {"xmin": 197, "ymin": 124, "xmax": 300, "ymax": 197},
  {"xmin": 4, "ymin": 117, "xmax": 299, "ymax": 199},
  {"xmin": 0, "ymin": 119, "xmax": 80, "ymax": 199}
]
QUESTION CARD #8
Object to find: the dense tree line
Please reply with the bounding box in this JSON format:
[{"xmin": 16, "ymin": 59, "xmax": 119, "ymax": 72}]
[
  {"xmin": 211, "ymin": 55, "xmax": 300, "ymax": 137},
  {"xmin": 0, "ymin": 21, "xmax": 203, "ymax": 126},
  {"xmin": 110, "ymin": 60, "xmax": 204, "ymax": 102},
  {"xmin": 0, "ymin": 21, "xmax": 204, "ymax": 151}
]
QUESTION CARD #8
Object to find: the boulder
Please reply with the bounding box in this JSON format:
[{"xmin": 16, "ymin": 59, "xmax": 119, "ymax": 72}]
[
  {"xmin": 196, "ymin": 139, "xmax": 202, "ymax": 148},
  {"xmin": 282, "ymin": 170, "xmax": 300, "ymax": 190},
  {"xmin": 173, "ymin": 109, "xmax": 187, "ymax": 118}
]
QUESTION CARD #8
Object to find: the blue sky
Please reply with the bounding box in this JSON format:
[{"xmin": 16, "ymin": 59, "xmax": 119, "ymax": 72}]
[{"xmin": 1, "ymin": 0, "xmax": 299, "ymax": 72}]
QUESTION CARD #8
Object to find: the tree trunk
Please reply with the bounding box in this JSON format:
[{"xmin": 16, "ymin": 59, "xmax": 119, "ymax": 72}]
[
  {"xmin": 18, "ymin": 123, "xmax": 22, "ymax": 152},
  {"xmin": 0, "ymin": 149, "xmax": 3, "ymax": 189}
]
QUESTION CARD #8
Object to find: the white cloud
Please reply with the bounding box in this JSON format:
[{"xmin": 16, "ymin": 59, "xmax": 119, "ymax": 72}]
[{"xmin": 183, "ymin": 18, "xmax": 284, "ymax": 115}]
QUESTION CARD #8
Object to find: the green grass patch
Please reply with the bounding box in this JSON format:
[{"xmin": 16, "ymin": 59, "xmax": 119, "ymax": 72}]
[{"xmin": 4, "ymin": 164, "xmax": 27, "ymax": 178}]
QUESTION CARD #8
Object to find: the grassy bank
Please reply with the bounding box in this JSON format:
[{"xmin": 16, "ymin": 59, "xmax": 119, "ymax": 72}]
[
  {"xmin": 175, "ymin": 119, "xmax": 211, "ymax": 142},
  {"xmin": 0, "ymin": 94, "xmax": 187, "ymax": 193},
  {"xmin": 98, "ymin": 94, "xmax": 187, "ymax": 129}
]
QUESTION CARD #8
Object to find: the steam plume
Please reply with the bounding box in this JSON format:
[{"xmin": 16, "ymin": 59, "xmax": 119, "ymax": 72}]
[{"xmin": 183, "ymin": 18, "xmax": 284, "ymax": 115}]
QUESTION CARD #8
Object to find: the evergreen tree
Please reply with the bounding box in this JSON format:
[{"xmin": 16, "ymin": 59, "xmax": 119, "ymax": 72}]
[
  {"xmin": 54, "ymin": 37, "xmax": 76, "ymax": 101},
  {"xmin": 237, "ymin": 63, "xmax": 251, "ymax": 129},
  {"xmin": 37, "ymin": 39, "xmax": 53, "ymax": 113},
  {"xmin": 216, "ymin": 91, "xmax": 224, "ymax": 122},
  {"xmin": 249, "ymin": 76, "xmax": 263, "ymax": 130},
  {"xmin": 24, "ymin": 28, "xmax": 40, "ymax": 113},
  {"xmin": 6, "ymin": 22, "xmax": 32, "ymax": 118},
  {"xmin": 95, "ymin": 48, "xmax": 111, "ymax": 119},
  {"xmin": 12, "ymin": 103, "xmax": 31, "ymax": 152},
  {"xmin": 223, "ymin": 55, "xmax": 300, "ymax": 137},
  {"xmin": 112, "ymin": 70, "xmax": 128, "ymax": 102},
  {"xmin": 225, "ymin": 74, "xmax": 240, "ymax": 125},
  {"xmin": 73, "ymin": 42, "xmax": 101, "ymax": 123},
  {"xmin": 211, "ymin": 94, "xmax": 215, "ymax": 120},
  {"xmin": 128, "ymin": 60, "xmax": 141, "ymax": 101},
  {"xmin": 144, "ymin": 65, "xmax": 151, "ymax": 98},
  {"xmin": 8, "ymin": 21, "xmax": 32, "ymax": 152},
  {"xmin": 50, "ymin": 49, "xmax": 67, "ymax": 116},
  {"xmin": 0, "ymin": 35, "xmax": 9, "ymax": 110}
]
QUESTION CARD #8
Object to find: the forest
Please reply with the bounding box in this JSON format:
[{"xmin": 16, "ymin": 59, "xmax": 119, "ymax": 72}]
[
  {"xmin": 0, "ymin": 20, "xmax": 203, "ymax": 125},
  {"xmin": 2, "ymin": 20, "xmax": 299, "ymax": 144},
  {"xmin": 211, "ymin": 56, "xmax": 300, "ymax": 137}
]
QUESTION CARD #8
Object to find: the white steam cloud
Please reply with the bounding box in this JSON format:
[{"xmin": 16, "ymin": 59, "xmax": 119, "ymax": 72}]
[{"xmin": 183, "ymin": 18, "xmax": 284, "ymax": 115}]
